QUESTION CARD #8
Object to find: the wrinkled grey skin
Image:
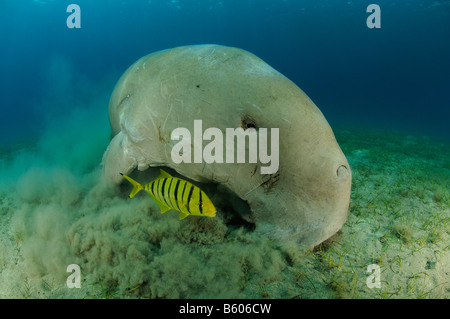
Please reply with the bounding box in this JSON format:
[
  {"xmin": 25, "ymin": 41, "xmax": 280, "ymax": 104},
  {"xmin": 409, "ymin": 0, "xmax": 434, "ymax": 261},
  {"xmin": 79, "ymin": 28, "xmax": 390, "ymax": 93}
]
[{"xmin": 102, "ymin": 44, "xmax": 351, "ymax": 247}]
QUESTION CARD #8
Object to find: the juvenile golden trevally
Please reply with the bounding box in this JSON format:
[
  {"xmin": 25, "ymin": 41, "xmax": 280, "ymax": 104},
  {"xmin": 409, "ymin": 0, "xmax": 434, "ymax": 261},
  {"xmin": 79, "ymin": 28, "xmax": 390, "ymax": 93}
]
[{"xmin": 121, "ymin": 169, "xmax": 216, "ymax": 220}]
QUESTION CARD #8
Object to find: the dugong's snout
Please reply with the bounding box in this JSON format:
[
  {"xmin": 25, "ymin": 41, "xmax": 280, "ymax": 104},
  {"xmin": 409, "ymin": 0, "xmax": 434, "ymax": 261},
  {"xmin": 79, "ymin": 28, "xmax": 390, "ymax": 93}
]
[
  {"xmin": 244, "ymin": 127, "xmax": 352, "ymax": 247},
  {"xmin": 293, "ymin": 147, "xmax": 352, "ymax": 247}
]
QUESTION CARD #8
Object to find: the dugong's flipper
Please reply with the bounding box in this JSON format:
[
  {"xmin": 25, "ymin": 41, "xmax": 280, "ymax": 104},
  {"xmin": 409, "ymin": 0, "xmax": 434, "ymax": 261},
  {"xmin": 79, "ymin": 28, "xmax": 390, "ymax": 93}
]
[{"xmin": 102, "ymin": 132, "xmax": 137, "ymax": 184}]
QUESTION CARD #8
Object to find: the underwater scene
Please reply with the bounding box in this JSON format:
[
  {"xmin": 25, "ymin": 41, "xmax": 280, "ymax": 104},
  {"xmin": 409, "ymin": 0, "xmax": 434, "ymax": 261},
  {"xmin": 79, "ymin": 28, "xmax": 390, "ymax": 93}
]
[{"xmin": 0, "ymin": 0, "xmax": 449, "ymax": 300}]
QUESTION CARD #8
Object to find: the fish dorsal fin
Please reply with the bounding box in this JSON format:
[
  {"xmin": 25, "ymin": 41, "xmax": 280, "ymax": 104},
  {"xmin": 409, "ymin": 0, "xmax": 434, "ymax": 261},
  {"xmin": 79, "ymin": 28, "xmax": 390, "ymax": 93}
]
[{"xmin": 157, "ymin": 169, "xmax": 172, "ymax": 180}]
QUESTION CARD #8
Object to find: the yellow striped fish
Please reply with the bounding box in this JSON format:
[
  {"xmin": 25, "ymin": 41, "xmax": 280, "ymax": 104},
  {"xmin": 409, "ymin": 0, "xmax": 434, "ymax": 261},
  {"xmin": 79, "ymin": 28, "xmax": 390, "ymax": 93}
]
[{"xmin": 120, "ymin": 169, "xmax": 216, "ymax": 220}]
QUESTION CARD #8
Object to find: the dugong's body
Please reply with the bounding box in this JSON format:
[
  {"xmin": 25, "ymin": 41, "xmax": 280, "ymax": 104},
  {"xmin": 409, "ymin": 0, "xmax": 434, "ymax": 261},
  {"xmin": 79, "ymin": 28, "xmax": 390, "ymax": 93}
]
[{"xmin": 102, "ymin": 44, "xmax": 351, "ymax": 247}]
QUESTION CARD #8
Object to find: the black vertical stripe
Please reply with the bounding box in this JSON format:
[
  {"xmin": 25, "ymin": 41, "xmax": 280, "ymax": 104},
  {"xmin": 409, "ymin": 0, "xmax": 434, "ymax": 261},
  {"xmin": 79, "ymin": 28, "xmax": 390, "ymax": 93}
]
[
  {"xmin": 199, "ymin": 189, "xmax": 203, "ymax": 215},
  {"xmin": 186, "ymin": 185, "xmax": 194, "ymax": 215},
  {"xmin": 173, "ymin": 179, "xmax": 181, "ymax": 211},
  {"xmin": 180, "ymin": 182, "xmax": 188, "ymax": 214},
  {"xmin": 181, "ymin": 182, "xmax": 187, "ymax": 203},
  {"xmin": 162, "ymin": 178, "xmax": 171, "ymax": 207},
  {"xmin": 151, "ymin": 180, "xmax": 156, "ymax": 197},
  {"xmin": 157, "ymin": 179, "xmax": 165, "ymax": 204},
  {"xmin": 146, "ymin": 181, "xmax": 153, "ymax": 197},
  {"xmin": 166, "ymin": 178, "xmax": 174, "ymax": 208},
  {"xmin": 154, "ymin": 179, "xmax": 160, "ymax": 200},
  {"xmin": 153, "ymin": 179, "xmax": 159, "ymax": 198},
  {"xmin": 160, "ymin": 178, "xmax": 167, "ymax": 201}
]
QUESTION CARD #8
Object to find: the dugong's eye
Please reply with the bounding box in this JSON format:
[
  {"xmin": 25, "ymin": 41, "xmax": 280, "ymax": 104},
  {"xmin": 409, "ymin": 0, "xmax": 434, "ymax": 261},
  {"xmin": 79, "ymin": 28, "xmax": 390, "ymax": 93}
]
[{"xmin": 241, "ymin": 116, "xmax": 257, "ymax": 131}]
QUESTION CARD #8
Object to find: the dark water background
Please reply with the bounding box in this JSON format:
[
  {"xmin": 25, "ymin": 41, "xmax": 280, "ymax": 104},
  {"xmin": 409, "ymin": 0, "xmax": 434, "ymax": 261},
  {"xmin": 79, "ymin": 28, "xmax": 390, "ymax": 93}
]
[{"xmin": 1, "ymin": 0, "xmax": 449, "ymax": 143}]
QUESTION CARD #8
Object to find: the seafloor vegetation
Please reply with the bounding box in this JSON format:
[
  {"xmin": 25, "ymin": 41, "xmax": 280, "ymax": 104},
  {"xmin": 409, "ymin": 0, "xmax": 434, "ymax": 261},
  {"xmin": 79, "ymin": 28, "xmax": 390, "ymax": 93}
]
[{"xmin": 0, "ymin": 128, "xmax": 448, "ymax": 298}]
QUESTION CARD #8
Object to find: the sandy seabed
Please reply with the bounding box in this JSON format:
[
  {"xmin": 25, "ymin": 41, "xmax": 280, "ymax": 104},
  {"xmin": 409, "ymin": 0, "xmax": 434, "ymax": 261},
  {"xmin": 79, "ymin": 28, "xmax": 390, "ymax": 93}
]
[{"xmin": 0, "ymin": 123, "xmax": 448, "ymax": 299}]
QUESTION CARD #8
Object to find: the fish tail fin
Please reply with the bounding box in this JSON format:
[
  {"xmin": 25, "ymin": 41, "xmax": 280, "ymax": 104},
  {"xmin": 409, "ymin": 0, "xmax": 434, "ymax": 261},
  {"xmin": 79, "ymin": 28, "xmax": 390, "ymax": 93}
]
[{"xmin": 120, "ymin": 173, "xmax": 143, "ymax": 198}]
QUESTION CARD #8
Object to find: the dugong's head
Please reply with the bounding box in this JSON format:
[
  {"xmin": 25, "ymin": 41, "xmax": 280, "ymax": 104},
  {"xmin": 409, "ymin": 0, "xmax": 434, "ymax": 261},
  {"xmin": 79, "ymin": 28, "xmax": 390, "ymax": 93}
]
[{"xmin": 102, "ymin": 44, "xmax": 351, "ymax": 247}]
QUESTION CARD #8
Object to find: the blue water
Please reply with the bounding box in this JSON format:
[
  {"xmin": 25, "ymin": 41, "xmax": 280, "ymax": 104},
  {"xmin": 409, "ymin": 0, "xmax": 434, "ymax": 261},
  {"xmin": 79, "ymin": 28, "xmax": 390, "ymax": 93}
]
[{"xmin": 1, "ymin": 0, "xmax": 449, "ymax": 142}]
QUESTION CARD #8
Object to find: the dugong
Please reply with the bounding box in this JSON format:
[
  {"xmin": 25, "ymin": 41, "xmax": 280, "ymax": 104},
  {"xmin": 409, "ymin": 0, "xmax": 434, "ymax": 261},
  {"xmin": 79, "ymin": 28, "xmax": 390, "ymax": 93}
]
[{"xmin": 102, "ymin": 44, "xmax": 351, "ymax": 247}]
